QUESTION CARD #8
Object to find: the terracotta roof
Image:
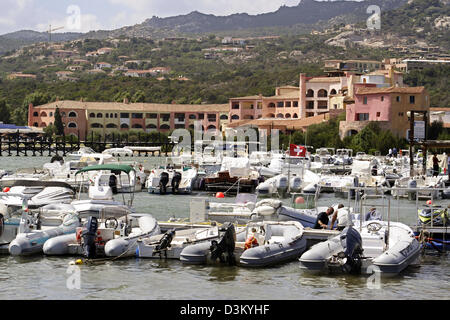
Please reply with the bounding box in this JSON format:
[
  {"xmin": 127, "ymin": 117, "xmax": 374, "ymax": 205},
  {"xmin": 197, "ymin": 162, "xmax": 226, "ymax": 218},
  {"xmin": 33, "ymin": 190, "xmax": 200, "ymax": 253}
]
[
  {"xmin": 32, "ymin": 100, "xmax": 229, "ymax": 113},
  {"xmin": 263, "ymin": 92, "xmax": 299, "ymax": 99},
  {"xmin": 355, "ymin": 86, "xmax": 426, "ymax": 95}
]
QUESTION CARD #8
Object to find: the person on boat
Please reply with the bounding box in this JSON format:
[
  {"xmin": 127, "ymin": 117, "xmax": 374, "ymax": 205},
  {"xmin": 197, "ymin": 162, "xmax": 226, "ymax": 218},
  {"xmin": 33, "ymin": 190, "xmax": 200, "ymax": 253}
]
[
  {"xmin": 244, "ymin": 228, "xmax": 259, "ymax": 250},
  {"xmin": 432, "ymin": 153, "xmax": 440, "ymax": 177},
  {"xmin": 314, "ymin": 207, "xmax": 334, "ymax": 229},
  {"xmin": 330, "ymin": 204, "xmax": 353, "ymax": 231},
  {"xmin": 393, "ymin": 147, "xmax": 398, "ymax": 158},
  {"xmin": 388, "ymin": 148, "xmax": 392, "ymax": 158},
  {"xmin": 365, "ymin": 207, "xmax": 382, "ymax": 221}
]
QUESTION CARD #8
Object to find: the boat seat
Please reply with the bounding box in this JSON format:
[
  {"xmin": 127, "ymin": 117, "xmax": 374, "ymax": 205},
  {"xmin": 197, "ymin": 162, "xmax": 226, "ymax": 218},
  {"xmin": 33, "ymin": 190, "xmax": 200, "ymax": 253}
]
[{"xmin": 362, "ymin": 232, "xmax": 386, "ymax": 258}]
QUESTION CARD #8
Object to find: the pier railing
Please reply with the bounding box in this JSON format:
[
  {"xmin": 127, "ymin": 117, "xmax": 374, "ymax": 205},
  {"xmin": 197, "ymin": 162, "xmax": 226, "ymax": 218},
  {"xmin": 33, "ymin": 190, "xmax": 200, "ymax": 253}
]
[{"xmin": 0, "ymin": 131, "xmax": 175, "ymax": 157}]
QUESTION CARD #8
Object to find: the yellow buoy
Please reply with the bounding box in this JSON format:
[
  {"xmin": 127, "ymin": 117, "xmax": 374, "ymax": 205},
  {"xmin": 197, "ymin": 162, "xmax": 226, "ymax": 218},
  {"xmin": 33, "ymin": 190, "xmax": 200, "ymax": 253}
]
[{"xmin": 75, "ymin": 259, "xmax": 83, "ymax": 265}]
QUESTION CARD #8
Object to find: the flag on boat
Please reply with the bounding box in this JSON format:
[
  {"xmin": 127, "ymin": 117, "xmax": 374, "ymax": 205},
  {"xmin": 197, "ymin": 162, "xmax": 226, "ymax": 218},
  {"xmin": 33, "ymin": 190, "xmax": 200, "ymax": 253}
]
[{"xmin": 289, "ymin": 144, "xmax": 306, "ymax": 157}]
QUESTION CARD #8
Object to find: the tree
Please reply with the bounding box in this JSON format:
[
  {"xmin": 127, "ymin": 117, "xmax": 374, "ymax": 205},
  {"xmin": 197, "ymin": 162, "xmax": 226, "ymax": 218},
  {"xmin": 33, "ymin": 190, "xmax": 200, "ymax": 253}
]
[
  {"xmin": 132, "ymin": 90, "xmax": 146, "ymax": 103},
  {"xmin": 54, "ymin": 107, "xmax": 64, "ymax": 136},
  {"xmin": 0, "ymin": 99, "xmax": 10, "ymax": 124}
]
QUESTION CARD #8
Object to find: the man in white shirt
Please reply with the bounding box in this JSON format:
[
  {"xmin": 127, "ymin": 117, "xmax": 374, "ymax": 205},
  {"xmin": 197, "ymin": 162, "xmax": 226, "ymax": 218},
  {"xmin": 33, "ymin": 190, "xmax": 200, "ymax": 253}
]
[{"xmin": 330, "ymin": 204, "xmax": 354, "ymax": 231}]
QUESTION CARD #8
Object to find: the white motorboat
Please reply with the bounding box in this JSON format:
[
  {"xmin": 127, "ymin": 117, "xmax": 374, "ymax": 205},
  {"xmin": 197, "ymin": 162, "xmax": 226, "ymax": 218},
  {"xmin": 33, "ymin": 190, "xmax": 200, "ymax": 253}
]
[{"xmin": 299, "ymin": 221, "xmax": 420, "ymax": 275}]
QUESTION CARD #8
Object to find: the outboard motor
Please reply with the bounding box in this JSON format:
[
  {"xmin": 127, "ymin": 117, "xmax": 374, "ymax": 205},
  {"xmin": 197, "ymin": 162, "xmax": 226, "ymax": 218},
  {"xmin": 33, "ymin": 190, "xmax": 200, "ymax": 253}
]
[
  {"xmin": 109, "ymin": 174, "xmax": 118, "ymax": 194},
  {"xmin": 153, "ymin": 229, "xmax": 176, "ymax": 255},
  {"xmin": 371, "ymin": 164, "xmax": 378, "ymax": 176},
  {"xmin": 210, "ymin": 222, "xmax": 236, "ymax": 265},
  {"xmin": 0, "ymin": 214, "xmax": 4, "ymax": 238},
  {"xmin": 350, "ymin": 176, "xmax": 359, "ymax": 200},
  {"xmin": 82, "ymin": 216, "xmax": 98, "ymax": 259},
  {"xmin": 171, "ymin": 171, "xmax": 182, "ymax": 194},
  {"xmin": 339, "ymin": 226, "xmax": 363, "ymax": 274},
  {"xmin": 159, "ymin": 172, "xmax": 169, "ymax": 195}
]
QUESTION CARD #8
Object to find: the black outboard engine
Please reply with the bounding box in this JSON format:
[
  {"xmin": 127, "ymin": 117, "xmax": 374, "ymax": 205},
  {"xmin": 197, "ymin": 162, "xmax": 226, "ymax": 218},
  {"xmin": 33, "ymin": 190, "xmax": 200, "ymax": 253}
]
[
  {"xmin": 153, "ymin": 229, "xmax": 176, "ymax": 255},
  {"xmin": 0, "ymin": 214, "xmax": 4, "ymax": 237},
  {"xmin": 210, "ymin": 222, "xmax": 236, "ymax": 266},
  {"xmin": 109, "ymin": 174, "xmax": 118, "ymax": 194},
  {"xmin": 82, "ymin": 216, "xmax": 98, "ymax": 259},
  {"xmin": 339, "ymin": 226, "xmax": 363, "ymax": 274},
  {"xmin": 371, "ymin": 164, "xmax": 378, "ymax": 176},
  {"xmin": 159, "ymin": 172, "xmax": 169, "ymax": 195},
  {"xmin": 171, "ymin": 171, "xmax": 182, "ymax": 194}
]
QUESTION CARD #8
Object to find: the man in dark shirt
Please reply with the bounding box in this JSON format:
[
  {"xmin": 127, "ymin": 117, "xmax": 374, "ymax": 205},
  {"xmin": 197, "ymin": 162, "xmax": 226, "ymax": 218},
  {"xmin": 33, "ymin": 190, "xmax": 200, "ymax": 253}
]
[{"xmin": 314, "ymin": 207, "xmax": 334, "ymax": 229}]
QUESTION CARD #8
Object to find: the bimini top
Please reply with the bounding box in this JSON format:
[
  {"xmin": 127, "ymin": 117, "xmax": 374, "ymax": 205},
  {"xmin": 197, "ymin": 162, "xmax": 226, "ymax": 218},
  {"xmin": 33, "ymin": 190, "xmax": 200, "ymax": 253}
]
[{"xmin": 75, "ymin": 164, "xmax": 135, "ymax": 175}]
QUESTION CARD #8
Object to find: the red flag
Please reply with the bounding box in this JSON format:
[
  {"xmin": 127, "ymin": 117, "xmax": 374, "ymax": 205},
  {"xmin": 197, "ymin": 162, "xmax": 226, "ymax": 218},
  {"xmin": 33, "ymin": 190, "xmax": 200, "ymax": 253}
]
[{"xmin": 290, "ymin": 144, "xmax": 306, "ymax": 157}]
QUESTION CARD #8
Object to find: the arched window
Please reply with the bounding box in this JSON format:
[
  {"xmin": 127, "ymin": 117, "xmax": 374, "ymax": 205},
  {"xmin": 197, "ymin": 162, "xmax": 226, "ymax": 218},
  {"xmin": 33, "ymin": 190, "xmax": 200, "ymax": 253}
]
[
  {"xmin": 267, "ymin": 113, "xmax": 275, "ymax": 118},
  {"xmin": 120, "ymin": 123, "xmax": 129, "ymax": 129},
  {"xmin": 40, "ymin": 111, "xmax": 47, "ymax": 117},
  {"xmin": 49, "ymin": 112, "xmax": 53, "ymax": 117},
  {"xmin": 68, "ymin": 111, "xmax": 77, "ymax": 118},
  {"xmin": 91, "ymin": 123, "xmax": 103, "ymax": 128},
  {"xmin": 285, "ymin": 113, "xmax": 291, "ymax": 118},
  {"xmin": 207, "ymin": 125, "xmax": 216, "ymax": 130},
  {"xmin": 96, "ymin": 113, "xmax": 103, "ymax": 118},
  {"xmin": 318, "ymin": 89, "xmax": 328, "ymax": 97},
  {"xmin": 106, "ymin": 123, "xmax": 117, "ymax": 128},
  {"xmin": 268, "ymin": 102, "xmax": 276, "ymax": 108},
  {"xmin": 110, "ymin": 113, "xmax": 113, "ymax": 118},
  {"xmin": 231, "ymin": 114, "xmax": 240, "ymax": 120},
  {"xmin": 40, "ymin": 122, "xmax": 47, "ymax": 127},
  {"xmin": 189, "ymin": 114, "xmax": 197, "ymax": 120},
  {"xmin": 33, "ymin": 112, "xmax": 38, "ymax": 117},
  {"xmin": 146, "ymin": 124, "xmax": 157, "ymax": 129},
  {"xmin": 159, "ymin": 124, "xmax": 170, "ymax": 130},
  {"xmin": 89, "ymin": 113, "xmax": 95, "ymax": 118},
  {"xmin": 106, "ymin": 113, "xmax": 109, "ymax": 118},
  {"xmin": 306, "ymin": 89, "xmax": 314, "ymax": 97},
  {"xmin": 33, "ymin": 122, "xmax": 38, "ymax": 127},
  {"xmin": 132, "ymin": 124, "xmax": 143, "ymax": 128},
  {"xmin": 330, "ymin": 89, "xmax": 337, "ymax": 95},
  {"xmin": 293, "ymin": 113, "xmax": 299, "ymax": 118},
  {"xmin": 220, "ymin": 114, "xmax": 228, "ymax": 120},
  {"xmin": 276, "ymin": 113, "xmax": 284, "ymax": 118},
  {"xmin": 68, "ymin": 122, "xmax": 77, "ymax": 128}
]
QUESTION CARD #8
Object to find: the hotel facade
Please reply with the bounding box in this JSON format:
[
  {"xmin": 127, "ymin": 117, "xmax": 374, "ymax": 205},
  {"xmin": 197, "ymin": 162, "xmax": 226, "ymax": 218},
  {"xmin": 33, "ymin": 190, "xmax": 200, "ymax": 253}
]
[{"xmin": 28, "ymin": 100, "xmax": 229, "ymax": 140}]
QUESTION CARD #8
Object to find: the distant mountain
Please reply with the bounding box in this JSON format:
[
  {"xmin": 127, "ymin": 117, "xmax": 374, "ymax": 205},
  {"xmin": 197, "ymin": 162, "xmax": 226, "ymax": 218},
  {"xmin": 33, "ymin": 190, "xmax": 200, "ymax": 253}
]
[
  {"xmin": 0, "ymin": 0, "xmax": 411, "ymax": 54},
  {"xmin": 0, "ymin": 30, "xmax": 82, "ymax": 55}
]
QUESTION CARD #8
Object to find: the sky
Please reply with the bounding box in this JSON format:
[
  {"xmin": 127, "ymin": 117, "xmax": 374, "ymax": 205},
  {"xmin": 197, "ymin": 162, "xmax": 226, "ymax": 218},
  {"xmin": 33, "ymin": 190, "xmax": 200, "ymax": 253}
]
[{"xmin": 0, "ymin": 0, "xmax": 358, "ymax": 35}]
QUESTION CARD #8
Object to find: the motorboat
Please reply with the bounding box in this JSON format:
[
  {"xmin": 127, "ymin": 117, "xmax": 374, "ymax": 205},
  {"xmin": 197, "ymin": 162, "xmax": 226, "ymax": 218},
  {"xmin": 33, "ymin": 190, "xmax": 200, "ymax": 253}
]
[
  {"xmin": 0, "ymin": 180, "xmax": 75, "ymax": 252},
  {"xmin": 204, "ymin": 157, "xmax": 259, "ymax": 193},
  {"xmin": 0, "ymin": 167, "xmax": 50, "ymax": 188},
  {"xmin": 299, "ymin": 221, "xmax": 421, "ymax": 275},
  {"xmin": 44, "ymin": 210, "xmax": 160, "ymax": 258},
  {"xmin": 392, "ymin": 175, "xmax": 445, "ymax": 200},
  {"xmin": 146, "ymin": 165, "xmax": 197, "ymax": 195},
  {"xmin": 179, "ymin": 220, "xmax": 307, "ymax": 267},
  {"xmin": 238, "ymin": 221, "xmax": 307, "ymax": 267}
]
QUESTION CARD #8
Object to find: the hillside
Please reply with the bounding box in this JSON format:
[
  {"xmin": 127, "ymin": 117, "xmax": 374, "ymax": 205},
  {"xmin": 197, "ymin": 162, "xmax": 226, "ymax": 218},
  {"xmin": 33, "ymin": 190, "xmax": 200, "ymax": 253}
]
[{"xmin": 0, "ymin": 0, "xmax": 408, "ymax": 54}]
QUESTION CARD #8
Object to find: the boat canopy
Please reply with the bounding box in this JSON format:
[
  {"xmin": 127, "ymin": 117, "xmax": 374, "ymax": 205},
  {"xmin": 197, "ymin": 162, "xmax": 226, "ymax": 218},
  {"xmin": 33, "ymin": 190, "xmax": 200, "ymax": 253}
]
[{"xmin": 75, "ymin": 164, "xmax": 135, "ymax": 176}]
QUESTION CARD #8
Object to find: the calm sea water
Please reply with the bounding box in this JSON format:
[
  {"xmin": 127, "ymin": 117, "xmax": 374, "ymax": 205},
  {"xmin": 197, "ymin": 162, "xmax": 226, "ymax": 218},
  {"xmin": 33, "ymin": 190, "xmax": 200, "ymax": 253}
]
[{"xmin": 0, "ymin": 156, "xmax": 448, "ymax": 300}]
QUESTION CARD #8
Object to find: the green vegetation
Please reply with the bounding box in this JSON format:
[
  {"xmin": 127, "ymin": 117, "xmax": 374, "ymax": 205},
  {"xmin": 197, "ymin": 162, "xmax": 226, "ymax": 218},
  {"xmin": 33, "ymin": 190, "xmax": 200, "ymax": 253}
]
[{"xmin": 404, "ymin": 64, "xmax": 450, "ymax": 108}]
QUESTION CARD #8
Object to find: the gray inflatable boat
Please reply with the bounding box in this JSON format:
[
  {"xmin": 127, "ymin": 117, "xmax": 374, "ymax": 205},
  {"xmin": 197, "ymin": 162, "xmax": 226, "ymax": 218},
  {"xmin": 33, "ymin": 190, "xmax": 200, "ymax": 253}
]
[
  {"xmin": 180, "ymin": 221, "xmax": 307, "ymax": 267},
  {"xmin": 299, "ymin": 221, "xmax": 421, "ymax": 275}
]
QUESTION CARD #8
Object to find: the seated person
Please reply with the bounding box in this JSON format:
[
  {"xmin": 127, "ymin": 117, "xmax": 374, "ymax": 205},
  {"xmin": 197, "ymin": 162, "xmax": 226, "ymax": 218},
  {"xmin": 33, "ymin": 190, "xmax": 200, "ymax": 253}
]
[
  {"xmin": 314, "ymin": 207, "xmax": 334, "ymax": 229},
  {"xmin": 365, "ymin": 207, "xmax": 382, "ymax": 221}
]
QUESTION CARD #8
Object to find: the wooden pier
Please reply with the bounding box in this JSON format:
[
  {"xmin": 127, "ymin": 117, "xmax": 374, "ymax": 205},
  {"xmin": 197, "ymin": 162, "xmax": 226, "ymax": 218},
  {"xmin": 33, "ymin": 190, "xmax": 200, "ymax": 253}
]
[{"xmin": 0, "ymin": 130, "xmax": 175, "ymax": 157}]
